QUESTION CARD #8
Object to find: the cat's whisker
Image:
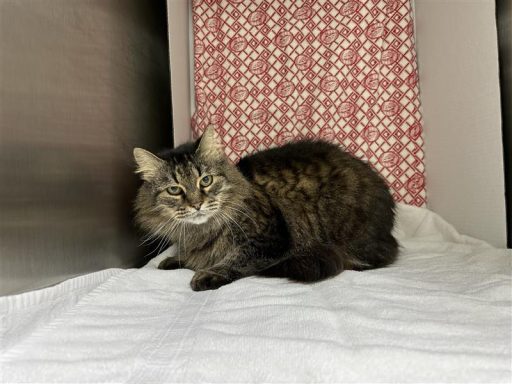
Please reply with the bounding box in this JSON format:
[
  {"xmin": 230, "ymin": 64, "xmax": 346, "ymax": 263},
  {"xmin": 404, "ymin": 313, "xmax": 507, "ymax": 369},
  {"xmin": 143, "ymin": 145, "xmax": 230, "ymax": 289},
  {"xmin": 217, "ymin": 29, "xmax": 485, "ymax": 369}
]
[
  {"xmin": 139, "ymin": 220, "xmax": 173, "ymax": 249},
  {"xmin": 215, "ymin": 212, "xmax": 236, "ymax": 247},
  {"xmin": 218, "ymin": 211, "xmax": 249, "ymax": 241},
  {"xmin": 139, "ymin": 235, "xmax": 164, "ymax": 248},
  {"xmin": 225, "ymin": 204, "xmax": 257, "ymax": 227},
  {"xmin": 145, "ymin": 217, "xmax": 180, "ymax": 257},
  {"xmin": 139, "ymin": 216, "xmax": 176, "ymax": 246},
  {"xmin": 155, "ymin": 237, "xmax": 169, "ymax": 258},
  {"xmin": 177, "ymin": 222, "xmax": 183, "ymax": 267},
  {"xmin": 181, "ymin": 221, "xmax": 188, "ymax": 265},
  {"xmin": 154, "ymin": 220, "xmax": 179, "ymax": 257},
  {"xmin": 203, "ymin": 202, "xmax": 220, "ymax": 213},
  {"xmin": 139, "ymin": 233, "xmax": 160, "ymax": 247},
  {"xmin": 149, "ymin": 230, "xmax": 171, "ymax": 257},
  {"xmin": 224, "ymin": 204, "xmax": 255, "ymax": 222},
  {"xmin": 145, "ymin": 237, "xmax": 166, "ymax": 258}
]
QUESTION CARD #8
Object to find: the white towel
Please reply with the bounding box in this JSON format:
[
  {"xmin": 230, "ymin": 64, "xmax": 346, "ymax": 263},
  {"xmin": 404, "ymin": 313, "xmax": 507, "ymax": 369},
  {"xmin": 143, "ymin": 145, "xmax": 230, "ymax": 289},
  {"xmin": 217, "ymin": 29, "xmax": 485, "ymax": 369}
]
[{"xmin": 1, "ymin": 204, "xmax": 511, "ymax": 383}]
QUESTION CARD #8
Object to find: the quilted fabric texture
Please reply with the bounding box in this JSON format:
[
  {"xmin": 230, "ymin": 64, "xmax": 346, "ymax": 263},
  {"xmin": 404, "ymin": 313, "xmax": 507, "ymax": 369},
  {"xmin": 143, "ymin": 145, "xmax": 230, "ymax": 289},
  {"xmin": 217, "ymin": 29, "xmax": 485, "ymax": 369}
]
[{"xmin": 192, "ymin": 0, "xmax": 426, "ymax": 206}]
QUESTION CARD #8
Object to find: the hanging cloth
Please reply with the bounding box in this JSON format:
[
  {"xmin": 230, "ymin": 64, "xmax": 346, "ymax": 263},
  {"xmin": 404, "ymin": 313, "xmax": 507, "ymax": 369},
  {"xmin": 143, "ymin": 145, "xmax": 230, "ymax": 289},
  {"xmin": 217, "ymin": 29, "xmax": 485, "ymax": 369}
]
[{"xmin": 192, "ymin": 0, "xmax": 426, "ymax": 206}]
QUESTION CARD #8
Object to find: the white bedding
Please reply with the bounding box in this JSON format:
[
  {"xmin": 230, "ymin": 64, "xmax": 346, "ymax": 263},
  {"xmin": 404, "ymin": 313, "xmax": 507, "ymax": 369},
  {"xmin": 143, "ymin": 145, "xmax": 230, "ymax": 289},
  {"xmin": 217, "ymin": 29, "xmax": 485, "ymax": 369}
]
[{"xmin": 1, "ymin": 204, "xmax": 511, "ymax": 383}]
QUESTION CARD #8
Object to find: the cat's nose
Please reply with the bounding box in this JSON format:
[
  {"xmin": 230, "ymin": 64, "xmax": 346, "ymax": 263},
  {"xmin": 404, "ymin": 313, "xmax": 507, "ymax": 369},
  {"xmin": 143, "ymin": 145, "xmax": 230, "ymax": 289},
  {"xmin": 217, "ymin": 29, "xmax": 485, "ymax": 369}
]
[{"xmin": 191, "ymin": 202, "xmax": 202, "ymax": 211}]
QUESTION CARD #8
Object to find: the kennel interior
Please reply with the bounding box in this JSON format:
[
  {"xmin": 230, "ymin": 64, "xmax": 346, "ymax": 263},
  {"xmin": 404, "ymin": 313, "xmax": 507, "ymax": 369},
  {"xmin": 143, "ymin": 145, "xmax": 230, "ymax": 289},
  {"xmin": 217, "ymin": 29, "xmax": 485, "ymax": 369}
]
[{"xmin": 0, "ymin": 0, "xmax": 510, "ymax": 382}]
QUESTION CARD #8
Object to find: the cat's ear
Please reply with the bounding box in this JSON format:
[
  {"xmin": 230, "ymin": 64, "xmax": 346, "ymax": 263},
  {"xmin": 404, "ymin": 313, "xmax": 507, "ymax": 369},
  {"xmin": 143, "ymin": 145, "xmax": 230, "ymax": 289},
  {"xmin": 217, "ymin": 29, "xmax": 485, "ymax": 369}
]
[
  {"xmin": 196, "ymin": 126, "xmax": 224, "ymax": 160},
  {"xmin": 133, "ymin": 148, "xmax": 165, "ymax": 181}
]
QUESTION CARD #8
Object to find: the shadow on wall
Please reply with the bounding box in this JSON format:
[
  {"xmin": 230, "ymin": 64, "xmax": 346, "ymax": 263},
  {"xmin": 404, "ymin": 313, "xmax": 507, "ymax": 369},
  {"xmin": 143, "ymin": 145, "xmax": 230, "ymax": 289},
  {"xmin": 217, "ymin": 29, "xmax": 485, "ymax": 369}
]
[{"xmin": 0, "ymin": 0, "xmax": 173, "ymax": 295}]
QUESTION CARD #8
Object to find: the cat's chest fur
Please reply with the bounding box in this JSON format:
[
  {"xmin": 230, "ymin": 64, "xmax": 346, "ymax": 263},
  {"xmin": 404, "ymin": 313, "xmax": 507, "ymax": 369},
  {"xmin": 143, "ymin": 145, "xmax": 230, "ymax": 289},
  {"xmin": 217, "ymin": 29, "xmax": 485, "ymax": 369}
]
[
  {"xmin": 175, "ymin": 191, "xmax": 285, "ymax": 271},
  {"xmin": 175, "ymin": 223, "xmax": 242, "ymax": 270},
  {"xmin": 175, "ymin": 227, "xmax": 220, "ymax": 269}
]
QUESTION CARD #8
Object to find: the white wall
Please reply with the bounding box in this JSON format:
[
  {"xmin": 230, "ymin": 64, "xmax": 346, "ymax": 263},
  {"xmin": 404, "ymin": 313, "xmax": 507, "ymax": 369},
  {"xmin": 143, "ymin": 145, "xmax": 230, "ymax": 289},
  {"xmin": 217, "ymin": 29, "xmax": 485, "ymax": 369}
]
[
  {"xmin": 414, "ymin": 0, "xmax": 507, "ymax": 247},
  {"xmin": 167, "ymin": 0, "xmax": 192, "ymax": 145}
]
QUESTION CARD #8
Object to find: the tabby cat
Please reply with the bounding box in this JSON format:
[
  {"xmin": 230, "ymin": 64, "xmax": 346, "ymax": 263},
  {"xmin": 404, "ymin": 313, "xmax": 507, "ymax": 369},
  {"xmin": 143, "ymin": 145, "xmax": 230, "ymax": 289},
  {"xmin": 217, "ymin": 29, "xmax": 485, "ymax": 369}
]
[{"xmin": 134, "ymin": 127, "xmax": 397, "ymax": 291}]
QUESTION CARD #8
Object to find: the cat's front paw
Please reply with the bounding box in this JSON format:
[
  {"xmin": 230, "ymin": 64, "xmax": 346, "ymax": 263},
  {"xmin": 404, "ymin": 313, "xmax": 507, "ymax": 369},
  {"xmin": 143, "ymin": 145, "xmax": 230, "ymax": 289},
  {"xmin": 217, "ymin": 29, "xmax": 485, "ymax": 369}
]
[
  {"xmin": 190, "ymin": 270, "xmax": 231, "ymax": 291},
  {"xmin": 158, "ymin": 257, "xmax": 184, "ymax": 270}
]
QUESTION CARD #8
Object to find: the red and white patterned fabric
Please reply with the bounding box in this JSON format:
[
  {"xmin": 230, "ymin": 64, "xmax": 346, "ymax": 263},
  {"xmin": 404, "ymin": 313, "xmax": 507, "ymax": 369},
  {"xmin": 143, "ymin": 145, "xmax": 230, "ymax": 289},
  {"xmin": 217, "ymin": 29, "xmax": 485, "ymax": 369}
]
[{"xmin": 191, "ymin": 0, "xmax": 426, "ymax": 206}]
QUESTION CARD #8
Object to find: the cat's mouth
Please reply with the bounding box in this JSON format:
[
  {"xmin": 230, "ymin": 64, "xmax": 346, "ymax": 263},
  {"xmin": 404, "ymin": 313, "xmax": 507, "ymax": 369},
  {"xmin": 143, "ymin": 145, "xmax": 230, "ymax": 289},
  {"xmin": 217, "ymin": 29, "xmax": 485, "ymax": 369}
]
[{"xmin": 182, "ymin": 210, "xmax": 213, "ymax": 225}]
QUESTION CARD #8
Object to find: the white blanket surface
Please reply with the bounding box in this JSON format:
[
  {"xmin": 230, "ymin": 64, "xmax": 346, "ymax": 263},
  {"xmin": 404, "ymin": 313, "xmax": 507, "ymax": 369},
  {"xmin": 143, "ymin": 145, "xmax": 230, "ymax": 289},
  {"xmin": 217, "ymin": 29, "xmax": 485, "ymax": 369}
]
[{"xmin": 1, "ymin": 204, "xmax": 511, "ymax": 383}]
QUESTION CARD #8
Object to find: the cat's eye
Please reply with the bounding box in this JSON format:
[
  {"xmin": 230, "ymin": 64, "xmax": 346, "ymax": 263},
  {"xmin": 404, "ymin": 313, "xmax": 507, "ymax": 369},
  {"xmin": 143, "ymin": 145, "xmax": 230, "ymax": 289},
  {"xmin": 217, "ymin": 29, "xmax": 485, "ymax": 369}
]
[
  {"xmin": 200, "ymin": 175, "xmax": 213, "ymax": 187},
  {"xmin": 167, "ymin": 186, "xmax": 183, "ymax": 195}
]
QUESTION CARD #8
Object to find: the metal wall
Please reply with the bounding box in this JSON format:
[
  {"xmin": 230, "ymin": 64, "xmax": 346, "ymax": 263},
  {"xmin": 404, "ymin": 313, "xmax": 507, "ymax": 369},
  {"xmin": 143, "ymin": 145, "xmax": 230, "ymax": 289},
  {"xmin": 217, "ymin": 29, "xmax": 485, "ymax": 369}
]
[
  {"xmin": 497, "ymin": 0, "xmax": 512, "ymax": 247},
  {"xmin": 0, "ymin": 0, "xmax": 173, "ymax": 295}
]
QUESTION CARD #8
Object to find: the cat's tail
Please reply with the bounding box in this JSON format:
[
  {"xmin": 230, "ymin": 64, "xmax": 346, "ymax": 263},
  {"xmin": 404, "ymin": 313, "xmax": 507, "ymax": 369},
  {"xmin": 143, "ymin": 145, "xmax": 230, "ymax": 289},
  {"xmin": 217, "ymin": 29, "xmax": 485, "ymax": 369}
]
[
  {"xmin": 259, "ymin": 244, "xmax": 346, "ymax": 283},
  {"xmin": 349, "ymin": 233, "xmax": 399, "ymax": 271}
]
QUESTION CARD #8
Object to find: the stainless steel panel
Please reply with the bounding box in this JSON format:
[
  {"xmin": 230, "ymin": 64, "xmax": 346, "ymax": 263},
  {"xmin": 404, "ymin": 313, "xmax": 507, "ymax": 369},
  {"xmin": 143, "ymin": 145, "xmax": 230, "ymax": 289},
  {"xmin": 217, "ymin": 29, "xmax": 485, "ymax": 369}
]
[
  {"xmin": 497, "ymin": 0, "xmax": 512, "ymax": 247},
  {"xmin": 0, "ymin": 0, "xmax": 172, "ymax": 295}
]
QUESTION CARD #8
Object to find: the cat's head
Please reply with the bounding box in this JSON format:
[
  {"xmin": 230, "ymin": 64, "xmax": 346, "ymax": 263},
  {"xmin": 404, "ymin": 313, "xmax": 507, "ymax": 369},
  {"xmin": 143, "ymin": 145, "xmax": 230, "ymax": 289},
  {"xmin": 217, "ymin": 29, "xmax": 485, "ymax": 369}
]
[{"xmin": 133, "ymin": 127, "xmax": 247, "ymax": 230}]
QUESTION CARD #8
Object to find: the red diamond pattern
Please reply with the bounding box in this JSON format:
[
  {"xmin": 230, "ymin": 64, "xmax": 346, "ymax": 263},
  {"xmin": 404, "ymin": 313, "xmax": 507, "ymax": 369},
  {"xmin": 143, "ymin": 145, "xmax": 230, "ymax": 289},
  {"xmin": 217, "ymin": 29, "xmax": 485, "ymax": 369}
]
[{"xmin": 192, "ymin": 0, "xmax": 426, "ymax": 206}]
